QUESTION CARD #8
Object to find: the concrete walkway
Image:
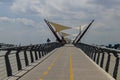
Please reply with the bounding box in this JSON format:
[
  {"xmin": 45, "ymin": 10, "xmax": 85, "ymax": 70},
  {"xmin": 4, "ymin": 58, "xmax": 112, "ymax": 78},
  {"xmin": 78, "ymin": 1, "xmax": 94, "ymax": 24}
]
[{"xmin": 15, "ymin": 44, "xmax": 114, "ymax": 80}]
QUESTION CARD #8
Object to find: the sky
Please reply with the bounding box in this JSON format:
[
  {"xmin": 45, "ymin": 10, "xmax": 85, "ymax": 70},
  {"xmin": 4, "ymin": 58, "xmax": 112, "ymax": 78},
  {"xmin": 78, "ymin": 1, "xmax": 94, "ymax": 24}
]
[{"xmin": 0, "ymin": 0, "xmax": 120, "ymax": 45}]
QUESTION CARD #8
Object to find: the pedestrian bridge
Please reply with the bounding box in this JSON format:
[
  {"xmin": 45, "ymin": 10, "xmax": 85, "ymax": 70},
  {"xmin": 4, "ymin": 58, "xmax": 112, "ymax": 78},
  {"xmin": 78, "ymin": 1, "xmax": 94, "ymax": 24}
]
[
  {"xmin": 0, "ymin": 43, "xmax": 119, "ymax": 80},
  {"xmin": 0, "ymin": 20, "xmax": 120, "ymax": 80}
]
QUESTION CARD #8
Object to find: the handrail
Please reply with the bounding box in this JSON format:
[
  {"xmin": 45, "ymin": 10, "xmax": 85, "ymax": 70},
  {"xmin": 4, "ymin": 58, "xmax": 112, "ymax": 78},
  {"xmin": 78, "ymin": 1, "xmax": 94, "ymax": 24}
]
[
  {"xmin": 74, "ymin": 43, "xmax": 120, "ymax": 80},
  {"xmin": 0, "ymin": 42, "xmax": 64, "ymax": 80}
]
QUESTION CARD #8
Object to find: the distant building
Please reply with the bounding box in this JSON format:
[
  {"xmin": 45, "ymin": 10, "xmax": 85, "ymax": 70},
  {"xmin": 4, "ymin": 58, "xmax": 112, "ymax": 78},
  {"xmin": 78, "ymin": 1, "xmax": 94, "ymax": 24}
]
[
  {"xmin": 106, "ymin": 43, "xmax": 120, "ymax": 50},
  {"xmin": 113, "ymin": 44, "xmax": 120, "ymax": 50},
  {"xmin": 0, "ymin": 43, "xmax": 15, "ymax": 48}
]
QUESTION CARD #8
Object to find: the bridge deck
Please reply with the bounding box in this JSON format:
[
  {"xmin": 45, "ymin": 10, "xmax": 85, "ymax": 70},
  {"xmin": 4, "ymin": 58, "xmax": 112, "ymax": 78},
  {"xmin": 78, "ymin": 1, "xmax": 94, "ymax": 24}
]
[{"xmin": 10, "ymin": 44, "xmax": 114, "ymax": 80}]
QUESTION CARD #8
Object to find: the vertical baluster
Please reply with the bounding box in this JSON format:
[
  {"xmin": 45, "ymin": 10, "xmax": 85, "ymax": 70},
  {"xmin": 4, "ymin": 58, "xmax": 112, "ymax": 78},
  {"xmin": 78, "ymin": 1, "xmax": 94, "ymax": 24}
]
[
  {"xmin": 93, "ymin": 52, "xmax": 97, "ymax": 61},
  {"xmin": 5, "ymin": 50, "xmax": 12, "ymax": 76},
  {"xmin": 96, "ymin": 50, "xmax": 100, "ymax": 65},
  {"xmin": 24, "ymin": 47, "xmax": 29, "ymax": 66},
  {"xmin": 30, "ymin": 50, "xmax": 34, "ymax": 63},
  {"xmin": 105, "ymin": 52, "xmax": 111, "ymax": 72},
  {"xmin": 100, "ymin": 50, "xmax": 105, "ymax": 68},
  {"xmin": 96, "ymin": 53, "xmax": 100, "ymax": 64},
  {"xmin": 41, "ymin": 45, "xmax": 44, "ymax": 57},
  {"xmin": 113, "ymin": 53, "xmax": 119, "ymax": 79},
  {"xmin": 38, "ymin": 45, "xmax": 42, "ymax": 58},
  {"xmin": 16, "ymin": 50, "xmax": 22, "ymax": 70},
  {"xmin": 29, "ymin": 46, "xmax": 34, "ymax": 63}
]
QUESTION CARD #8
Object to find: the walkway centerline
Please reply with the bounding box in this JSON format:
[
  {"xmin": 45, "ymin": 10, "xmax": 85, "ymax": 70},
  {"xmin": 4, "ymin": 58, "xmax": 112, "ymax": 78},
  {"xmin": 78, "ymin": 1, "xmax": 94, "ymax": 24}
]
[
  {"xmin": 70, "ymin": 48, "xmax": 74, "ymax": 80},
  {"xmin": 39, "ymin": 48, "xmax": 63, "ymax": 80}
]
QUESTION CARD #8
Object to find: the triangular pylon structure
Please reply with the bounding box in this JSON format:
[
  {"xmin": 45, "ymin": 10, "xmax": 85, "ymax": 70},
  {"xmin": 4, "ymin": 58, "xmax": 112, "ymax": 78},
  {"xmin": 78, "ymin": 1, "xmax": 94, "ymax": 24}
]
[
  {"xmin": 44, "ymin": 19, "xmax": 94, "ymax": 44},
  {"xmin": 48, "ymin": 21, "xmax": 71, "ymax": 32},
  {"xmin": 44, "ymin": 19, "xmax": 71, "ymax": 43},
  {"xmin": 60, "ymin": 32, "xmax": 70, "ymax": 37}
]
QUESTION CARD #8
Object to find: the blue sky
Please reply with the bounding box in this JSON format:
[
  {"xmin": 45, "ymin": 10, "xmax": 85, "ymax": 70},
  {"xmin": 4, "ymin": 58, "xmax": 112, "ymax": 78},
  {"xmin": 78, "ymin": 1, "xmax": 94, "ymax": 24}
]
[{"xmin": 0, "ymin": 0, "xmax": 120, "ymax": 45}]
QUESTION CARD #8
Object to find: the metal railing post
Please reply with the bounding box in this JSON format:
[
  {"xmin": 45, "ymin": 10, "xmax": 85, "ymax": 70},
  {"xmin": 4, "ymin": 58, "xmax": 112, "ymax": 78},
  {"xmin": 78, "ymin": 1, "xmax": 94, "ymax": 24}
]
[
  {"xmin": 93, "ymin": 52, "xmax": 97, "ymax": 61},
  {"xmin": 4, "ymin": 50, "xmax": 12, "ymax": 76},
  {"xmin": 29, "ymin": 46, "xmax": 35, "ymax": 63},
  {"xmin": 96, "ymin": 51, "xmax": 100, "ymax": 65},
  {"xmin": 34, "ymin": 45, "xmax": 39, "ymax": 60},
  {"xmin": 41, "ymin": 45, "xmax": 44, "ymax": 57},
  {"xmin": 100, "ymin": 51, "xmax": 105, "ymax": 68},
  {"xmin": 24, "ymin": 47, "xmax": 29, "ymax": 66},
  {"xmin": 30, "ymin": 50, "xmax": 34, "ymax": 63},
  {"xmin": 113, "ymin": 54, "xmax": 119, "ymax": 79},
  {"xmin": 105, "ymin": 52, "xmax": 111, "ymax": 72},
  {"xmin": 16, "ymin": 50, "xmax": 22, "ymax": 70},
  {"xmin": 38, "ymin": 45, "xmax": 42, "ymax": 58}
]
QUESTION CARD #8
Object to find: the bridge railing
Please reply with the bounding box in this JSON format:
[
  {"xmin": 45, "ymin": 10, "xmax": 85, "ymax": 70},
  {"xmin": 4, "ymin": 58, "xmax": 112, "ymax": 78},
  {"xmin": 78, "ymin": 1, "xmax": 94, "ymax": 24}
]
[
  {"xmin": 0, "ymin": 42, "xmax": 63, "ymax": 80},
  {"xmin": 75, "ymin": 43, "xmax": 120, "ymax": 80}
]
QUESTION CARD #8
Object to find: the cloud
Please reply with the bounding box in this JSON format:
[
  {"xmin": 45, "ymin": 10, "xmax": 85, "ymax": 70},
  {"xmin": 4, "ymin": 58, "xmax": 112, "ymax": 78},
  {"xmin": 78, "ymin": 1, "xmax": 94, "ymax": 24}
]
[
  {"xmin": 0, "ymin": 16, "xmax": 13, "ymax": 22},
  {"xmin": 88, "ymin": 0, "xmax": 120, "ymax": 8},
  {"xmin": 10, "ymin": 0, "xmax": 91, "ymax": 19},
  {"xmin": 11, "ymin": 0, "xmax": 50, "ymax": 16},
  {"xmin": 0, "ymin": 16, "xmax": 41, "ymax": 28},
  {"xmin": 0, "ymin": 0, "xmax": 14, "ymax": 3},
  {"xmin": 0, "ymin": 16, "xmax": 55, "ymax": 45},
  {"xmin": 9, "ymin": 0, "xmax": 120, "ymax": 23},
  {"xmin": 0, "ymin": 0, "xmax": 119, "ymax": 45}
]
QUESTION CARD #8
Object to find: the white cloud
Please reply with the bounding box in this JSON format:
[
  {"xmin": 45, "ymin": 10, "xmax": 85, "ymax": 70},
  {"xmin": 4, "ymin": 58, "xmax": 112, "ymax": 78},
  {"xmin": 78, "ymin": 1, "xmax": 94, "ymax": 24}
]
[
  {"xmin": 0, "ymin": 16, "xmax": 41, "ymax": 28},
  {"xmin": 10, "ymin": 0, "xmax": 92, "ymax": 19},
  {"xmin": 11, "ymin": 0, "xmax": 51, "ymax": 17},
  {"xmin": 0, "ymin": 16, "xmax": 14, "ymax": 22},
  {"xmin": 0, "ymin": 16, "xmax": 54, "ymax": 45},
  {"xmin": 2, "ymin": 0, "xmax": 120, "ymax": 44},
  {"xmin": 15, "ymin": 18, "xmax": 36, "ymax": 27}
]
